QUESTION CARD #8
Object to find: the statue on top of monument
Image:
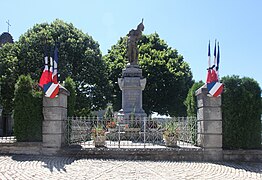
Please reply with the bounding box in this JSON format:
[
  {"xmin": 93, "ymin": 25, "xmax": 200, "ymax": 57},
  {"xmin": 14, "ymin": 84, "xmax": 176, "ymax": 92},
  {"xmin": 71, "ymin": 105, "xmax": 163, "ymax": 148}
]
[{"xmin": 127, "ymin": 19, "xmax": 144, "ymax": 65}]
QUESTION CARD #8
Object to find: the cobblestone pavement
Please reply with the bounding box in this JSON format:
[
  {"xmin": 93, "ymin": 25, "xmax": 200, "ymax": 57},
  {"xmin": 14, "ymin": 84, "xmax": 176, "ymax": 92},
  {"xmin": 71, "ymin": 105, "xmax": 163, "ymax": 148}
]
[{"xmin": 0, "ymin": 154, "xmax": 261, "ymax": 180}]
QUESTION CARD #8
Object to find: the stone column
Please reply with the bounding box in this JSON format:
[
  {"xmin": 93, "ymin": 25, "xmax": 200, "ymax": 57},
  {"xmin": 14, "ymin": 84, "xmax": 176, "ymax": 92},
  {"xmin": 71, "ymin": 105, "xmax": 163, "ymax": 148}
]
[
  {"xmin": 42, "ymin": 87, "xmax": 69, "ymax": 155},
  {"xmin": 195, "ymin": 87, "xmax": 222, "ymax": 161}
]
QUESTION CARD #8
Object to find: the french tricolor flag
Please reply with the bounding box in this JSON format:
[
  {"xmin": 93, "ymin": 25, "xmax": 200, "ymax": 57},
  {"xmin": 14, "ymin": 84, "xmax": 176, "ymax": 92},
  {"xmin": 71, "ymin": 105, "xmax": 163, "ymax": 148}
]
[
  {"xmin": 39, "ymin": 45, "xmax": 60, "ymax": 98},
  {"xmin": 52, "ymin": 45, "xmax": 58, "ymax": 84},
  {"xmin": 43, "ymin": 82, "xmax": 59, "ymax": 99},
  {"xmin": 207, "ymin": 81, "xmax": 223, "ymax": 97},
  {"xmin": 206, "ymin": 41, "xmax": 223, "ymax": 97},
  {"xmin": 39, "ymin": 54, "xmax": 52, "ymax": 88}
]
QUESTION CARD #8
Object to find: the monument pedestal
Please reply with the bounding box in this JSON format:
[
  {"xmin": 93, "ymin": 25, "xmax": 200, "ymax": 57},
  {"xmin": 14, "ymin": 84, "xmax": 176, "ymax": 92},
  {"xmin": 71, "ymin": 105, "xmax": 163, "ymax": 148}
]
[{"xmin": 118, "ymin": 65, "xmax": 146, "ymax": 118}]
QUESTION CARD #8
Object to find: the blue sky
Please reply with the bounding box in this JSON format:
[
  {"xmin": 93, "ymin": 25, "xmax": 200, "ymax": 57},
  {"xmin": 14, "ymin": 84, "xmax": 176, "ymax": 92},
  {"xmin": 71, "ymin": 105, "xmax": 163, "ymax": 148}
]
[{"xmin": 1, "ymin": 0, "xmax": 261, "ymax": 87}]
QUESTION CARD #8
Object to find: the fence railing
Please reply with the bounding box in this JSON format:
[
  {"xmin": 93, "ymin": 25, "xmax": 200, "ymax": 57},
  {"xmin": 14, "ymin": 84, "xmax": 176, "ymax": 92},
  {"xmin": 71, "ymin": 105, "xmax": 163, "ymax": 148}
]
[
  {"xmin": 65, "ymin": 116, "xmax": 198, "ymax": 148},
  {"xmin": 0, "ymin": 136, "xmax": 16, "ymax": 143}
]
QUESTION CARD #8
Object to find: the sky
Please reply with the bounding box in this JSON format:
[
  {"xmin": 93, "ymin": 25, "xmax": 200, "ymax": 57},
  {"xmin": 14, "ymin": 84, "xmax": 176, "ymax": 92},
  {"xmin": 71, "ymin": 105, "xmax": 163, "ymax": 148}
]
[{"xmin": 1, "ymin": 0, "xmax": 261, "ymax": 87}]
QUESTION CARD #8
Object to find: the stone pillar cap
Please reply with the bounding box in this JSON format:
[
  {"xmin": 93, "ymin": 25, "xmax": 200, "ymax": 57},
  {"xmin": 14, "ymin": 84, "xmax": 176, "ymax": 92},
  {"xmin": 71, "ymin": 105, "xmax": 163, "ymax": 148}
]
[
  {"xmin": 59, "ymin": 84, "xmax": 70, "ymax": 96},
  {"xmin": 195, "ymin": 84, "xmax": 207, "ymax": 96}
]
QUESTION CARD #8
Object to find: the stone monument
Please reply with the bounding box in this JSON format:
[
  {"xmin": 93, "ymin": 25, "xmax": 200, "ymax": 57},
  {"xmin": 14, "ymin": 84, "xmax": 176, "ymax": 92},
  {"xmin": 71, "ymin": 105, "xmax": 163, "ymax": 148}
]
[{"xmin": 118, "ymin": 19, "xmax": 147, "ymax": 118}]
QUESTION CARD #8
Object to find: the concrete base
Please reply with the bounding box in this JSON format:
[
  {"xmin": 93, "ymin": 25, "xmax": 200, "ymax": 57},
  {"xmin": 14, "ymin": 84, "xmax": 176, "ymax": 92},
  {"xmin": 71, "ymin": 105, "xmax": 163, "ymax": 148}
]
[{"xmin": 118, "ymin": 65, "xmax": 147, "ymax": 118}]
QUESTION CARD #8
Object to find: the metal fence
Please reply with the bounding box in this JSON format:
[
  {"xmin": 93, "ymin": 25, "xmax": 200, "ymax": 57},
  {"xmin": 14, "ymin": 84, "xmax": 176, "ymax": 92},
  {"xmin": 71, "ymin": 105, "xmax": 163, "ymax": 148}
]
[
  {"xmin": 65, "ymin": 116, "xmax": 198, "ymax": 148},
  {"xmin": 0, "ymin": 136, "xmax": 16, "ymax": 143}
]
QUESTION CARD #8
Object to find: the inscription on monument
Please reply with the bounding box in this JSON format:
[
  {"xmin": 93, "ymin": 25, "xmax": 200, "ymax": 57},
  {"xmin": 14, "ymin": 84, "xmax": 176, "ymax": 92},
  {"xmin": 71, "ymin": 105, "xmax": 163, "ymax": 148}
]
[{"xmin": 124, "ymin": 90, "xmax": 140, "ymax": 109}]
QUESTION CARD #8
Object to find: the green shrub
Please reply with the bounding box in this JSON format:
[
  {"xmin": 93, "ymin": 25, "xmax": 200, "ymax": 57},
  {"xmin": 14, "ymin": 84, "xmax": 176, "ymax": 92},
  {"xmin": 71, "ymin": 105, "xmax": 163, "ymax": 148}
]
[
  {"xmin": 222, "ymin": 75, "xmax": 261, "ymax": 149},
  {"xmin": 103, "ymin": 104, "xmax": 114, "ymax": 120},
  {"xmin": 185, "ymin": 81, "xmax": 205, "ymax": 117},
  {"xmin": 13, "ymin": 75, "xmax": 43, "ymax": 142},
  {"xmin": 63, "ymin": 77, "xmax": 76, "ymax": 117},
  {"xmin": 184, "ymin": 81, "xmax": 204, "ymax": 144}
]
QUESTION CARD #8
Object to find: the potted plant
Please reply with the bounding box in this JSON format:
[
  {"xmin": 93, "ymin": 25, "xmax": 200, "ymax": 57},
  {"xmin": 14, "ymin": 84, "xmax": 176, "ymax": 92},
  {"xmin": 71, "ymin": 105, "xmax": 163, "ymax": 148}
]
[
  {"xmin": 106, "ymin": 121, "xmax": 117, "ymax": 132},
  {"xmin": 92, "ymin": 126, "xmax": 106, "ymax": 147},
  {"xmin": 124, "ymin": 117, "xmax": 141, "ymax": 132},
  {"xmin": 104, "ymin": 104, "xmax": 117, "ymax": 132},
  {"xmin": 124, "ymin": 114, "xmax": 141, "ymax": 140},
  {"xmin": 163, "ymin": 121, "xmax": 179, "ymax": 147}
]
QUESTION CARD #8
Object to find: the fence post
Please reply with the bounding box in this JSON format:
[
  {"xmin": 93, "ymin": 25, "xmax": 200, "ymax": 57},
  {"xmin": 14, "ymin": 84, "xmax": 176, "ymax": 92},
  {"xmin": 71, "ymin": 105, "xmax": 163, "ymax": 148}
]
[
  {"xmin": 42, "ymin": 87, "xmax": 69, "ymax": 155},
  {"xmin": 196, "ymin": 87, "xmax": 223, "ymax": 161}
]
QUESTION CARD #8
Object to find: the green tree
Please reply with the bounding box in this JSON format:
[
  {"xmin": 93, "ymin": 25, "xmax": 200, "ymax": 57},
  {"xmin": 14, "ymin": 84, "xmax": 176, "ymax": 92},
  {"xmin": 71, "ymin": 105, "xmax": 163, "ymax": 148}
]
[
  {"xmin": 0, "ymin": 43, "xmax": 19, "ymax": 116},
  {"xmin": 185, "ymin": 81, "xmax": 205, "ymax": 117},
  {"xmin": 222, "ymin": 75, "xmax": 261, "ymax": 149},
  {"xmin": 13, "ymin": 75, "xmax": 42, "ymax": 142},
  {"xmin": 1, "ymin": 19, "xmax": 111, "ymax": 117},
  {"xmin": 63, "ymin": 77, "xmax": 76, "ymax": 117},
  {"xmin": 103, "ymin": 33, "xmax": 193, "ymax": 116}
]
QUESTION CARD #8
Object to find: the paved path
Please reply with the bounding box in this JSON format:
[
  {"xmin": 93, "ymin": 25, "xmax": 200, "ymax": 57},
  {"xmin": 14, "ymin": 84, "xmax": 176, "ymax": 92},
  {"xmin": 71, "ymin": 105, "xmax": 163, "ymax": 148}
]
[{"xmin": 0, "ymin": 154, "xmax": 261, "ymax": 180}]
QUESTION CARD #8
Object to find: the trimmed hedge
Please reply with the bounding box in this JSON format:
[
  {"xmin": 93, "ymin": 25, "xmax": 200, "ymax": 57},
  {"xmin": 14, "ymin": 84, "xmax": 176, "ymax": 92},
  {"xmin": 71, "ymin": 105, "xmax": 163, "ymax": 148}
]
[
  {"xmin": 13, "ymin": 75, "xmax": 43, "ymax": 142},
  {"xmin": 222, "ymin": 76, "xmax": 261, "ymax": 149}
]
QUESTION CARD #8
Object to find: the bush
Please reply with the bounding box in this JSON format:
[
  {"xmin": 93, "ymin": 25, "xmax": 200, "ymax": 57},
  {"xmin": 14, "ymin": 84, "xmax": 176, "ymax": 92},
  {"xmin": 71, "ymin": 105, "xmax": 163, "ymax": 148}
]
[
  {"xmin": 222, "ymin": 75, "xmax": 261, "ymax": 149},
  {"xmin": 13, "ymin": 75, "xmax": 43, "ymax": 142},
  {"xmin": 63, "ymin": 77, "xmax": 76, "ymax": 117},
  {"xmin": 184, "ymin": 81, "xmax": 204, "ymax": 144},
  {"xmin": 185, "ymin": 81, "xmax": 205, "ymax": 117}
]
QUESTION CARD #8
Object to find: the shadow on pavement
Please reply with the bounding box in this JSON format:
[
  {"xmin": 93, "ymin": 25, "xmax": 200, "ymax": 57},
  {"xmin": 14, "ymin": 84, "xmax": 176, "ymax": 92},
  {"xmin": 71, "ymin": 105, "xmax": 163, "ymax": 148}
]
[
  {"xmin": 214, "ymin": 161, "xmax": 262, "ymax": 174},
  {"xmin": 11, "ymin": 154, "xmax": 77, "ymax": 172}
]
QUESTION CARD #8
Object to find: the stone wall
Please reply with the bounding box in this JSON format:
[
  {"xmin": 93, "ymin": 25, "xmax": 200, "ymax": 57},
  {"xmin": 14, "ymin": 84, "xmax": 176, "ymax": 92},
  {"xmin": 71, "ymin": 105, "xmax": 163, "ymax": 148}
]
[
  {"xmin": 0, "ymin": 142, "xmax": 42, "ymax": 155},
  {"xmin": 0, "ymin": 142, "xmax": 261, "ymax": 162}
]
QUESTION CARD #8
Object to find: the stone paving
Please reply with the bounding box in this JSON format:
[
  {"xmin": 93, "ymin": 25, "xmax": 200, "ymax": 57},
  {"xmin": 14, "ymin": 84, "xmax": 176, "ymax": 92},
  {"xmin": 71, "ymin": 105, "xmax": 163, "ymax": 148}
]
[{"xmin": 0, "ymin": 154, "xmax": 261, "ymax": 180}]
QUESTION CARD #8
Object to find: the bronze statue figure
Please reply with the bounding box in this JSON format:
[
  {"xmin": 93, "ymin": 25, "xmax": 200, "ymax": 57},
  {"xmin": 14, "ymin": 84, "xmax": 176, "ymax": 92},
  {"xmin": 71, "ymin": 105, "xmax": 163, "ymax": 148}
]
[{"xmin": 127, "ymin": 19, "xmax": 144, "ymax": 65}]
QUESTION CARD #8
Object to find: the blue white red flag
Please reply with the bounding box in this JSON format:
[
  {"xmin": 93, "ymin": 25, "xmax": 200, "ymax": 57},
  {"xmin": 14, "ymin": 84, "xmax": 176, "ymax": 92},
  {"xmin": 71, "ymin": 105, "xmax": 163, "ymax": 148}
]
[
  {"xmin": 206, "ymin": 41, "xmax": 223, "ymax": 97},
  {"xmin": 43, "ymin": 82, "xmax": 59, "ymax": 99},
  {"xmin": 207, "ymin": 81, "xmax": 223, "ymax": 97},
  {"xmin": 39, "ymin": 45, "xmax": 60, "ymax": 98},
  {"xmin": 206, "ymin": 69, "xmax": 218, "ymax": 83},
  {"xmin": 216, "ymin": 42, "xmax": 220, "ymax": 72},
  {"xmin": 208, "ymin": 40, "xmax": 211, "ymax": 68},
  {"xmin": 39, "ymin": 53, "xmax": 52, "ymax": 88},
  {"xmin": 52, "ymin": 44, "xmax": 58, "ymax": 84}
]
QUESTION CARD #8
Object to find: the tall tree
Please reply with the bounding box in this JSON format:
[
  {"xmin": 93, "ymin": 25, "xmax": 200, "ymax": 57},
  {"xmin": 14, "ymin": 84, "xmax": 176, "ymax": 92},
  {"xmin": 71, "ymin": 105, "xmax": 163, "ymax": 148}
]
[
  {"xmin": 0, "ymin": 19, "xmax": 111, "ymax": 116},
  {"xmin": 0, "ymin": 43, "xmax": 19, "ymax": 115},
  {"xmin": 103, "ymin": 33, "xmax": 193, "ymax": 116}
]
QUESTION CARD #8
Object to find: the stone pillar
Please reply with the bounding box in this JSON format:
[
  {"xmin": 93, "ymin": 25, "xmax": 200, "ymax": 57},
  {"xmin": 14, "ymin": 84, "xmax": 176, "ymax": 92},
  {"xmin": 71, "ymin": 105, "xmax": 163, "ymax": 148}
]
[
  {"xmin": 196, "ymin": 87, "xmax": 222, "ymax": 161},
  {"xmin": 42, "ymin": 87, "xmax": 69, "ymax": 155},
  {"xmin": 118, "ymin": 65, "xmax": 147, "ymax": 118}
]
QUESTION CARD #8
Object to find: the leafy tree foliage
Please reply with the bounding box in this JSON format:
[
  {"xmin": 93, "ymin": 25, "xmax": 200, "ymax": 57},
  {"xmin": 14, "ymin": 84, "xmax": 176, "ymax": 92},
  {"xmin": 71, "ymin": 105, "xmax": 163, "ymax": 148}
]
[
  {"xmin": 0, "ymin": 19, "xmax": 111, "ymax": 116},
  {"xmin": 185, "ymin": 81, "xmax": 205, "ymax": 116},
  {"xmin": 63, "ymin": 77, "xmax": 76, "ymax": 117},
  {"xmin": 103, "ymin": 33, "xmax": 193, "ymax": 116},
  {"xmin": 13, "ymin": 75, "xmax": 42, "ymax": 142},
  {"xmin": 222, "ymin": 75, "xmax": 261, "ymax": 149},
  {"xmin": 0, "ymin": 43, "xmax": 19, "ymax": 115}
]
